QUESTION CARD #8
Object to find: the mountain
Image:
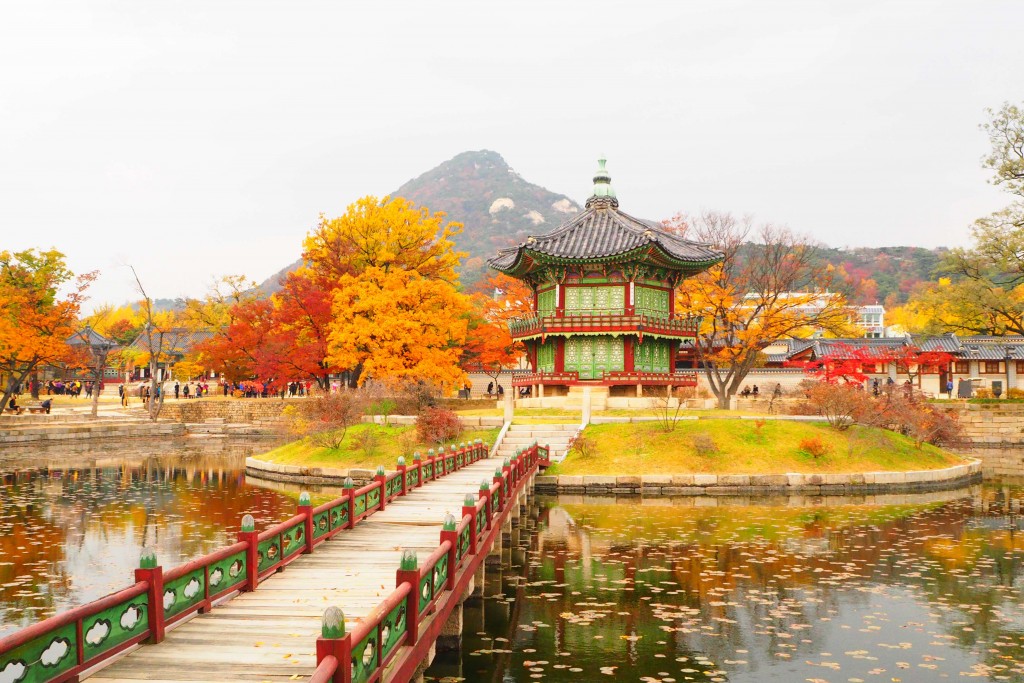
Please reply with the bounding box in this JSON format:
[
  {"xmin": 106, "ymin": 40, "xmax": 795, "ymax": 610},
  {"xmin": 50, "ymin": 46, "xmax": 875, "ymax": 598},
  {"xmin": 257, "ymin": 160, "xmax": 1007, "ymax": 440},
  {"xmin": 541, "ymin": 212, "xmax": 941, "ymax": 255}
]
[
  {"xmin": 392, "ymin": 150, "xmax": 581, "ymax": 283},
  {"xmin": 257, "ymin": 150, "xmax": 947, "ymax": 304},
  {"xmin": 257, "ymin": 150, "xmax": 579, "ymax": 293}
]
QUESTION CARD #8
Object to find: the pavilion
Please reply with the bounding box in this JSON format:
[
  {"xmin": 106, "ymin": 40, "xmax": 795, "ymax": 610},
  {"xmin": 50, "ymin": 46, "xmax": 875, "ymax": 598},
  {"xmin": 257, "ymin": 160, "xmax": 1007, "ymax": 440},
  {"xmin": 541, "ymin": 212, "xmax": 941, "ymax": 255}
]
[{"xmin": 488, "ymin": 158, "xmax": 722, "ymax": 409}]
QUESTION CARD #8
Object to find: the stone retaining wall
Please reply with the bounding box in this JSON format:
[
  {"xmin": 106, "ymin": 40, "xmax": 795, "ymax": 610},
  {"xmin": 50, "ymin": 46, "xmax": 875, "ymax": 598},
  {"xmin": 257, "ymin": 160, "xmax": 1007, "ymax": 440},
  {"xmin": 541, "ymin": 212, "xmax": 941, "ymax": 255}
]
[
  {"xmin": 945, "ymin": 403, "xmax": 1024, "ymax": 447},
  {"xmin": 159, "ymin": 399, "xmax": 292, "ymax": 426},
  {"xmin": 245, "ymin": 456, "xmax": 378, "ymax": 486},
  {"xmin": 533, "ymin": 459, "xmax": 982, "ymax": 496},
  {"xmin": 0, "ymin": 421, "xmax": 186, "ymax": 444}
]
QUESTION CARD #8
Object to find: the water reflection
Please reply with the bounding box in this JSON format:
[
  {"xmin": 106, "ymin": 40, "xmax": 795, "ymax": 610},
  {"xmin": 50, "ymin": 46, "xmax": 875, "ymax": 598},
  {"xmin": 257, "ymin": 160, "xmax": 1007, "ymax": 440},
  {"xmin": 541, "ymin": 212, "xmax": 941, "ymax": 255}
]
[
  {"xmin": 0, "ymin": 438, "xmax": 304, "ymax": 637},
  {"xmin": 436, "ymin": 486, "xmax": 1024, "ymax": 682}
]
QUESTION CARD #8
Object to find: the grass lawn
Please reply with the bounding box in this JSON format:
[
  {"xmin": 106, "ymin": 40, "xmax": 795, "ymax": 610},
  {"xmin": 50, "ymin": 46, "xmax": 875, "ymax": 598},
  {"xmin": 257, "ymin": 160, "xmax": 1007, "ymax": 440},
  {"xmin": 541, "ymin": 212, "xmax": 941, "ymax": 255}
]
[
  {"xmin": 546, "ymin": 419, "xmax": 966, "ymax": 476},
  {"xmin": 256, "ymin": 423, "xmax": 501, "ymax": 470}
]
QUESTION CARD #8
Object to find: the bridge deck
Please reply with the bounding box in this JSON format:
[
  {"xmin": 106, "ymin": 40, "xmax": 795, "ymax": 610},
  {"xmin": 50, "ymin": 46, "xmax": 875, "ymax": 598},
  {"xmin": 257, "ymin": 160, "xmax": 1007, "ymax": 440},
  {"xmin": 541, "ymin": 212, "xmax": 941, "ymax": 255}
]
[{"xmin": 88, "ymin": 455, "xmax": 502, "ymax": 682}]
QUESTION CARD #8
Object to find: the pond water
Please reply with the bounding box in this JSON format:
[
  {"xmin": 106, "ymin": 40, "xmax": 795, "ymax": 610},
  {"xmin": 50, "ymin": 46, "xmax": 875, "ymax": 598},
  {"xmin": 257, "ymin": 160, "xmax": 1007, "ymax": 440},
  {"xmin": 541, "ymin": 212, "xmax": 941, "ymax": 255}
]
[
  {"xmin": 429, "ymin": 485, "xmax": 1024, "ymax": 683},
  {"xmin": 0, "ymin": 437, "xmax": 320, "ymax": 638}
]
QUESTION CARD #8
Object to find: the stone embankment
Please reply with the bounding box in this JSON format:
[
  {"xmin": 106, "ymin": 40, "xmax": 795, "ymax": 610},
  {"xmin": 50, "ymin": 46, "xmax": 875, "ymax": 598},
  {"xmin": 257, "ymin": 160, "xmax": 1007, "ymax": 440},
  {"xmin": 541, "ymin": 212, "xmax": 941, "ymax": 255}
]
[
  {"xmin": 941, "ymin": 403, "xmax": 1024, "ymax": 476},
  {"xmin": 0, "ymin": 416, "xmax": 185, "ymax": 443},
  {"xmin": 534, "ymin": 460, "xmax": 982, "ymax": 496}
]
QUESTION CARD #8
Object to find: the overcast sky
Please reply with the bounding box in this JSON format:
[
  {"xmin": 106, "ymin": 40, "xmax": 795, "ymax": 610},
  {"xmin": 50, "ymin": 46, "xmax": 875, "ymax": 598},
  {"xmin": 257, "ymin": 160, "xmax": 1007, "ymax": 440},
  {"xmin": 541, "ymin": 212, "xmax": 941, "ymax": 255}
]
[{"xmin": 1, "ymin": 1, "xmax": 1021, "ymax": 308}]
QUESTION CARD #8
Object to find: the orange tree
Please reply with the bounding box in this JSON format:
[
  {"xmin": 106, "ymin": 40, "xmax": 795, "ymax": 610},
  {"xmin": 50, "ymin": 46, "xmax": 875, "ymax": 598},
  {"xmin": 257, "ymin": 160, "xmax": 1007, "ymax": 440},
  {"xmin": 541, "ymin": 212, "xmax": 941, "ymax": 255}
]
[
  {"xmin": 0, "ymin": 249, "xmax": 94, "ymax": 411},
  {"xmin": 461, "ymin": 272, "xmax": 532, "ymax": 386},
  {"xmin": 327, "ymin": 267, "xmax": 470, "ymax": 390},
  {"xmin": 670, "ymin": 211, "xmax": 854, "ymax": 409}
]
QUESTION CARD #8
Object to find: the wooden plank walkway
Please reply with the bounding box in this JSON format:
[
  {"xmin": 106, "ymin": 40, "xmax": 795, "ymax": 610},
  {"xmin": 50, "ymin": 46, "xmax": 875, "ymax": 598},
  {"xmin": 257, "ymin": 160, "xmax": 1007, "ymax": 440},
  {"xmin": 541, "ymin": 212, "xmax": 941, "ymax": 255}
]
[{"xmin": 89, "ymin": 455, "xmax": 503, "ymax": 682}]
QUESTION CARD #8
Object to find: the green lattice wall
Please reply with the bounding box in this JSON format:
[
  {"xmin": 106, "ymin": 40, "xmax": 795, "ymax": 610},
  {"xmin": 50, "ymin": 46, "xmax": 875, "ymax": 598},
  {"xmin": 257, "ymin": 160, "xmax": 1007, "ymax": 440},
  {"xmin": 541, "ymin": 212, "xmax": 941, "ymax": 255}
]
[
  {"xmin": 635, "ymin": 338, "xmax": 671, "ymax": 373},
  {"xmin": 564, "ymin": 336, "xmax": 624, "ymax": 379},
  {"xmin": 634, "ymin": 286, "xmax": 670, "ymax": 317},
  {"xmin": 565, "ymin": 286, "xmax": 625, "ymax": 314}
]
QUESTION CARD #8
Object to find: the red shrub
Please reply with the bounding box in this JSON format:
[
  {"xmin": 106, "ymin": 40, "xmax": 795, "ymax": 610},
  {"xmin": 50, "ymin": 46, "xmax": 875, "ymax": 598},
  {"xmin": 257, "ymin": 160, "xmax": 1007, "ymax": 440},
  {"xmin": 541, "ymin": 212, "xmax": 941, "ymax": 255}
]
[{"xmin": 416, "ymin": 407, "xmax": 462, "ymax": 445}]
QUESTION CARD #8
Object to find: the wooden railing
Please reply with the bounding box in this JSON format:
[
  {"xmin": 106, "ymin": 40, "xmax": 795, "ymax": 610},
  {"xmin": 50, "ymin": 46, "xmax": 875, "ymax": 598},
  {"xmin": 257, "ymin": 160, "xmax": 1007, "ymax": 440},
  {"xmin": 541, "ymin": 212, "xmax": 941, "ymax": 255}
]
[
  {"xmin": 311, "ymin": 443, "xmax": 540, "ymax": 683},
  {"xmin": 0, "ymin": 439, "xmax": 493, "ymax": 683},
  {"xmin": 512, "ymin": 370, "xmax": 698, "ymax": 386}
]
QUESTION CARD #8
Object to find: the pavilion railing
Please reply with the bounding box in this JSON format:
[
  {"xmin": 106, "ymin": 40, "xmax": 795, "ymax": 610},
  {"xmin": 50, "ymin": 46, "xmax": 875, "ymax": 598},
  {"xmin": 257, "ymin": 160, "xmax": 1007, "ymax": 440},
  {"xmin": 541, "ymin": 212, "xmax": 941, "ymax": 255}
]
[
  {"xmin": 508, "ymin": 312, "xmax": 700, "ymax": 338},
  {"xmin": 0, "ymin": 439, "xmax": 493, "ymax": 683}
]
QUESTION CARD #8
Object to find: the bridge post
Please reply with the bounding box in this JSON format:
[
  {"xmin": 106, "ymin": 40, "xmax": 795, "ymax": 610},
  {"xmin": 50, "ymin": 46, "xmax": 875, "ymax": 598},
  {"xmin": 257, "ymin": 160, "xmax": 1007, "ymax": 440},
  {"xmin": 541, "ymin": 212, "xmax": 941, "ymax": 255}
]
[
  {"xmin": 298, "ymin": 492, "xmax": 314, "ymax": 554},
  {"xmin": 237, "ymin": 514, "xmax": 259, "ymax": 593},
  {"xmin": 374, "ymin": 466, "xmax": 387, "ymax": 511},
  {"xmin": 462, "ymin": 496, "xmax": 477, "ymax": 555},
  {"xmin": 316, "ymin": 606, "xmax": 351, "ymax": 683},
  {"xmin": 135, "ymin": 548, "xmax": 165, "ymax": 644},
  {"xmin": 480, "ymin": 479, "xmax": 492, "ymax": 528},
  {"xmin": 343, "ymin": 478, "xmax": 355, "ymax": 529},
  {"xmin": 397, "ymin": 457, "xmax": 408, "ymax": 496},
  {"xmin": 396, "ymin": 550, "xmax": 420, "ymax": 646},
  {"xmin": 413, "ymin": 452, "xmax": 424, "ymax": 488},
  {"xmin": 440, "ymin": 514, "xmax": 458, "ymax": 591}
]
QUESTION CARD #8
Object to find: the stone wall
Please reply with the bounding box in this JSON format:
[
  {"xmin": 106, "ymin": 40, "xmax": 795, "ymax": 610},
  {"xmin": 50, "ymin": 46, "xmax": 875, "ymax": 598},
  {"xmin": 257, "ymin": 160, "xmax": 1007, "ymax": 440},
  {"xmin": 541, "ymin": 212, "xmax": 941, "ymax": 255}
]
[
  {"xmin": 946, "ymin": 403, "xmax": 1024, "ymax": 447},
  {"xmin": 534, "ymin": 460, "xmax": 982, "ymax": 496},
  {"xmin": 159, "ymin": 399, "xmax": 293, "ymax": 427}
]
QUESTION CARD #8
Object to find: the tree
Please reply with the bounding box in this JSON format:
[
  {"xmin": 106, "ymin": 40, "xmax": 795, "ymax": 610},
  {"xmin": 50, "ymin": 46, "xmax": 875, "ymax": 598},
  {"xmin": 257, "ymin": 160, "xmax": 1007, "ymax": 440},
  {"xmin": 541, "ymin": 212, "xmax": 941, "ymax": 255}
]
[
  {"xmin": 670, "ymin": 211, "xmax": 855, "ymax": 409},
  {"xmin": 0, "ymin": 249, "xmax": 94, "ymax": 413},
  {"xmin": 462, "ymin": 317, "xmax": 520, "ymax": 388},
  {"xmin": 327, "ymin": 267, "xmax": 470, "ymax": 390},
  {"xmin": 786, "ymin": 342, "xmax": 876, "ymax": 385},
  {"xmin": 303, "ymin": 195, "xmax": 465, "ymax": 284},
  {"xmin": 925, "ymin": 103, "xmax": 1024, "ymax": 336},
  {"xmin": 126, "ymin": 266, "xmax": 187, "ymax": 421}
]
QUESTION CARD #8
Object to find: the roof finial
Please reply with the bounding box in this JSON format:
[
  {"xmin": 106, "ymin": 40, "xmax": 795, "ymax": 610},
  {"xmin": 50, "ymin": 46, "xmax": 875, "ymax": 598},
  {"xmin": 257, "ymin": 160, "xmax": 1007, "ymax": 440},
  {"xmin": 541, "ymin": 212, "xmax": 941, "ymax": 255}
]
[{"xmin": 586, "ymin": 155, "xmax": 618, "ymax": 209}]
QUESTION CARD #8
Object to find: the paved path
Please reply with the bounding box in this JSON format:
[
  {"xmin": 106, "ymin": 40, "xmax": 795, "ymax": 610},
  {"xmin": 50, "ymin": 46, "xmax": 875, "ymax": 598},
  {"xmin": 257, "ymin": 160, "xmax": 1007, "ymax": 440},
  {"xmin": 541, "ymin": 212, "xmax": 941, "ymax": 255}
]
[{"xmin": 89, "ymin": 455, "xmax": 502, "ymax": 682}]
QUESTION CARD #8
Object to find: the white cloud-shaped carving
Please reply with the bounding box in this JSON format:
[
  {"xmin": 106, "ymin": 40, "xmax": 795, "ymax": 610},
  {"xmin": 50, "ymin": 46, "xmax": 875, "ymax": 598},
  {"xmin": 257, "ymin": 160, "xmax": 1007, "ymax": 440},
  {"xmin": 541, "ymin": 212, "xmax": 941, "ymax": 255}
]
[
  {"xmin": 209, "ymin": 568, "xmax": 223, "ymax": 587},
  {"xmin": 183, "ymin": 578, "xmax": 200, "ymax": 600},
  {"xmin": 40, "ymin": 638, "xmax": 70, "ymax": 667},
  {"xmin": 85, "ymin": 620, "xmax": 110, "ymax": 646},
  {"xmin": 0, "ymin": 661, "xmax": 27, "ymax": 683},
  {"xmin": 120, "ymin": 605, "xmax": 142, "ymax": 631},
  {"xmin": 163, "ymin": 590, "xmax": 175, "ymax": 611},
  {"xmin": 229, "ymin": 560, "xmax": 241, "ymax": 578}
]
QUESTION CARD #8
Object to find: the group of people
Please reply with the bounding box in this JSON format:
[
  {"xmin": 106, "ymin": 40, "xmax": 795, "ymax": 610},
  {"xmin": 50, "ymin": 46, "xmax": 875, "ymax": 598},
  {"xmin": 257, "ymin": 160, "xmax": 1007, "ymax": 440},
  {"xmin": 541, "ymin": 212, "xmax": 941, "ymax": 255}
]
[
  {"xmin": 739, "ymin": 383, "xmax": 784, "ymax": 398},
  {"xmin": 43, "ymin": 380, "xmax": 102, "ymax": 397},
  {"xmin": 485, "ymin": 382, "xmax": 505, "ymax": 398},
  {"xmin": 5, "ymin": 395, "xmax": 52, "ymax": 414}
]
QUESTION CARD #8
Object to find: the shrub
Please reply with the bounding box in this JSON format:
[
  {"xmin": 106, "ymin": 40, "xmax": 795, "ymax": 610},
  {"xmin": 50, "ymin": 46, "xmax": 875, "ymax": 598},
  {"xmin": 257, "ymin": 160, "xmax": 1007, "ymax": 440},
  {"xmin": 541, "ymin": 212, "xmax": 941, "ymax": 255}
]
[
  {"xmin": 370, "ymin": 398, "xmax": 397, "ymax": 426},
  {"xmin": 806, "ymin": 382, "xmax": 874, "ymax": 430},
  {"xmin": 351, "ymin": 428, "xmax": 379, "ymax": 457},
  {"xmin": 799, "ymin": 435, "xmax": 830, "ymax": 459},
  {"xmin": 416, "ymin": 407, "xmax": 462, "ymax": 445},
  {"xmin": 1008, "ymin": 388, "xmax": 1024, "ymax": 399},
  {"xmin": 569, "ymin": 434, "xmax": 596, "ymax": 459},
  {"xmin": 692, "ymin": 432, "xmax": 718, "ymax": 456},
  {"xmin": 285, "ymin": 392, "xmax": 366, "ymax": 449},
  {"xmin": 974, "ymin": 387, "xmax": 992, "ymax": 399}
]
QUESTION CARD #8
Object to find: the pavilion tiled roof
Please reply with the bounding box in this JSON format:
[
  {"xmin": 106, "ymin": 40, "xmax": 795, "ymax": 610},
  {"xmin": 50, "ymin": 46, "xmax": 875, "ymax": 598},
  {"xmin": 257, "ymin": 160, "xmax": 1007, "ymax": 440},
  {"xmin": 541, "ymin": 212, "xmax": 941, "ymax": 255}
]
[{"xmin": 488, "ymin": 158, "xmax": 722, "ymax": 275}]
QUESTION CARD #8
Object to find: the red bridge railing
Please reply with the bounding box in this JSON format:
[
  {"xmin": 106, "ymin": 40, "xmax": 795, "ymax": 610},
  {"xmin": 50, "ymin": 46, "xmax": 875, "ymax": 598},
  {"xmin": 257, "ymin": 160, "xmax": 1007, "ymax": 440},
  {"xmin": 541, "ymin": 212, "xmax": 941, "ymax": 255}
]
[
  {"xmin": 311, "ymin": 443, "xmax": 541, "ymax": 683},
  {"xmin": 0, "ymin": 439, "xmax": 494, "ymax": 683}
]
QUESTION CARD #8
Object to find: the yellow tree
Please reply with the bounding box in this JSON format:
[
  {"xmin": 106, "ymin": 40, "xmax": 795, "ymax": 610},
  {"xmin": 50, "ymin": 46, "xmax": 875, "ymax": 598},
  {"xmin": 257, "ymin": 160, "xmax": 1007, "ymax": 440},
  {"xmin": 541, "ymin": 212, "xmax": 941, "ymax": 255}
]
[
  {"xmin": 327, "ymin": 268, "xmax": 470, "ymax": 390},
  {"xmin": 303, "ymin": 195, "xmax": 465, "ymax": 284},
  {"xmin": 670, "ymin": 211, "xmax": 853, "ymax": 409}
]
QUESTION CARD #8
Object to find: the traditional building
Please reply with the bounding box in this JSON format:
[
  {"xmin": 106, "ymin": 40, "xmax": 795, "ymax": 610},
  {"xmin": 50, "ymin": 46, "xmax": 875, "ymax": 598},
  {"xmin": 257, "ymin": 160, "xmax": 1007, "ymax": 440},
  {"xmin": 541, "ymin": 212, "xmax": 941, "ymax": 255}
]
[{"xmin": 488, "ymin": 158, "xmax": 722, "ymax": 407}]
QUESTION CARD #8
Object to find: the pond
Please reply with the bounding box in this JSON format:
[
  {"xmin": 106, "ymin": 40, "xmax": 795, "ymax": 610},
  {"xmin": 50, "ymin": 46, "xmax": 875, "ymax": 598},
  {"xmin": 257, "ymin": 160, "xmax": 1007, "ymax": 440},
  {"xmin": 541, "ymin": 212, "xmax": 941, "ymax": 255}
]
[
  {"xmin": 0, "ymin": 437, "xmax": 317, "ymax": 638},
  {"xmin": 429, "ymin": 485, "xmax": 1024, "ymax": 683}
]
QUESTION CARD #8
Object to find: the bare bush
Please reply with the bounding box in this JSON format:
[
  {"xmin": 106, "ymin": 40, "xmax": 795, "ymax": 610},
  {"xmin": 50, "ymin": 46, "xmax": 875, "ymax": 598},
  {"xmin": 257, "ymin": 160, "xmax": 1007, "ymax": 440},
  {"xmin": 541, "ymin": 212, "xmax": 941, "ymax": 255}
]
[
  {"xmin": 806, "ymin": 382, "xmax": 872, "ymax": 430},
  {"xmin": 692, "ymin": 432, "xmax": 718, "ymax": 456},
  {"xmin": 284, "ymin": 392, "xmax": 367, "ymax": 449},
  {"xmin": 352, "ymin": 428, "xmax": 379, "ymax": 457},
  {"xmin": 569, "ymin": 434, "xmax": 596, "ymax": 459}
]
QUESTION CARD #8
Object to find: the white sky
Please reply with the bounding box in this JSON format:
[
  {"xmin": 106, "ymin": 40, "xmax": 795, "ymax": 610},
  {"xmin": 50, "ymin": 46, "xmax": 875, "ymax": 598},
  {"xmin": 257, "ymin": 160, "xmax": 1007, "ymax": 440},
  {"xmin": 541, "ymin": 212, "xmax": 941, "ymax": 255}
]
[{"xmin": 1, "ymin": 1, "xmax": 1020, "ymax": 308}]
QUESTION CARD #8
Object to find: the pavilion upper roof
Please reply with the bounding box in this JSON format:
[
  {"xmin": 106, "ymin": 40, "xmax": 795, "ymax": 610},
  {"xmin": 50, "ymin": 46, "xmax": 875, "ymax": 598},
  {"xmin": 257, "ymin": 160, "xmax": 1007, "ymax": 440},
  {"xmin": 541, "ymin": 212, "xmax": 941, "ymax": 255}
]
[{"xmin": 488, "ymin": 158, "xmax": 723, "ymax": 278}]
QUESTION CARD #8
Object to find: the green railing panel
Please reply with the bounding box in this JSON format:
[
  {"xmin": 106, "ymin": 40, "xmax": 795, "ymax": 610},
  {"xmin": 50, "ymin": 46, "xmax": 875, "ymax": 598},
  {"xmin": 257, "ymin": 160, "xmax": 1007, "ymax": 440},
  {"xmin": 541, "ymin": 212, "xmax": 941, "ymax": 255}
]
[
  {"xmin": 457, "ymin": 525, "xmax": 471, "ymax": 563},
  {"xmin": 209, "ymin": 550, "xmax": 247, "ymax": 594},
  {"xmin": 418, "ymin": 573, "xmax": 433, "ymax": 616},
  {"xmin": 406, "ymin": 468, "xmax": 419, "ymax": 488},
  {"xmin": 257, "ymin": 536, "xmax": 281, "ymax": 572},
  {"xmin": 163, "ymin": 567, "xmax": 206, "ymax": 619},
  {"xmin": 433, "ymin": 554, "xmax": 448, "ymax": 594},
  {"xmin": 82, "ymin": 593, "xmax": 148, "ymax": 661},
  {"xmin": 367, "ymin": 487, "xmax": 380, "ymax": 511},
  {"xmin": 381, "ymin": 599, "xmax": 407, "ymax": 662},
  {"xmin": 0, "ymin": 622, "xmax": 76, "ymax": 683},
  {"xmin": 329, "ymin": 502, "xmax": 349, "ymax": 529},
  {"xmin": 423, "ymin": 462, "xmax": 433, "ymax": 480},
  {"xmin": 354, "ymin": 493, "xmax": 367, "ymax": 517},
  {"xmin": 476, "ymin": 508, "xmax": 487, "ymax": 535},
  {"xmin": 350, "ymin": 629, "xmax": 378, "ymax": 683},
  {"xmin": 445, "ymin": 456, "xmax": 455, "ymax": 471},
  {"xmin": 456, "ymin": 452, "xmax": 464, "ymax": 467},
  {"xmin": 282, "ymin": 522, "xmax": 304, "ymax": 559},
  {"xmin": 313, "ymin": 510, "xmax": 330, "ymax": 539}
]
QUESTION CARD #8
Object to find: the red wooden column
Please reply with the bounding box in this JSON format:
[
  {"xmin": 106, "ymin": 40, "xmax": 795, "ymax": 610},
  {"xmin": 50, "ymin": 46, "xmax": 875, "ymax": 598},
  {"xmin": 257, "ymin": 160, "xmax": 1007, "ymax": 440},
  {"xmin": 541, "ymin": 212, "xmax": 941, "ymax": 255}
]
[
  {"xmin": 624, "ymin": 337, "xmax": 635, "ymax": 372},
  {"xmin": 237, "ymin": 514, "xmax": 259, "ymax": 592},
  {"xmin": 396, "ymin": 550, "xmax": 420, "ymax": 646},
  {"xmin": 298, "ymin": 492, "xmax": 314, "ymax": 554},
  {"xmin": 135, "ymin": 549, "xmax": 165, "ymax": 644}
]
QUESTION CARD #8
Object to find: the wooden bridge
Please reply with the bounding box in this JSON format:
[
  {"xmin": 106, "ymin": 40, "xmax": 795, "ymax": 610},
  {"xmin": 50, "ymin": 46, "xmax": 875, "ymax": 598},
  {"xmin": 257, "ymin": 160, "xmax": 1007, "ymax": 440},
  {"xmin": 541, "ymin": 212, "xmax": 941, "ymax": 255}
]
[{"xmin": 0, "ymin": 439, "xmax": 545, "ymax": 683}]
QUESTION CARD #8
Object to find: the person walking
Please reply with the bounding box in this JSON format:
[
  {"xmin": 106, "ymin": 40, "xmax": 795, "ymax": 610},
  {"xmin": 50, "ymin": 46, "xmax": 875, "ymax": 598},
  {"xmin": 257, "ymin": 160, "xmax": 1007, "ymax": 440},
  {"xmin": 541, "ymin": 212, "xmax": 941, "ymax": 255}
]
[{"xmin": 174, "ymin": 381, "xmax": 180, "ymax": 400}]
